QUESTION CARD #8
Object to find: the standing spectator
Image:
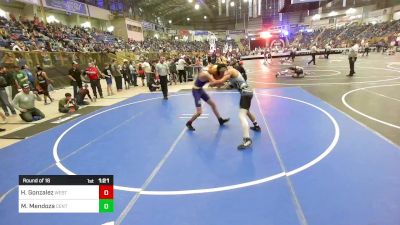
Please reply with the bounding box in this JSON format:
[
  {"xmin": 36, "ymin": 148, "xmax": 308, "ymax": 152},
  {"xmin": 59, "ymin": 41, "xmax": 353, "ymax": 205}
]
[
  {"xmin": 325, "ymin": 44, "xmax": 331, "ymax": 59},
  {"xmin": 121, "ymin": 60, "xmax": 130, "ymax": 90},
  {"xmin": 194, "ymin": 56, "xmax": 202, "ymax": 78},
  {"xmin": 142, "ymin": 58, "xmax": 152, "ymax": 86},
  {"xmin": 137, "ymin": 62, "xmax": 145, "ymax": 87},
  {"xmin": 362, "ymin": 42, "xmax": 370, "ymax": 56},
  {"xmin": 155, "ymin": 57, "xmax": 169, "ymax": 100},
  {"xmin": 347, "ymin": 41, "xmax": 359, "ymax": 77},
  {"xmin": 103, "ymin": 63, "xmax": 114, "ymax": 96},
  {"xmin": 58, "ymin": 93, "xmax": 79, "ymax": 113},
  {"xmin": 67, "ymin": 61, "xmax": 83, "ymax": 99},
  {"xmin": 86, "ymin": 62, "xmax": 103, "ymax": 99},
  {"xmin": 111, "ymin": 59, "xmax": 123, "ymax": 91},
  {"xmin": 12, "ymin": 83, "xmax": 44, "ymax": 122},
  {"xmin": 76, "ymin": 84, "xmax": 93, "ymax": 105},
  {"xmin": 177, "ymin": 56, "xmax": 187, "ymax": 84},
  {"xmin": 307, "ymin": 44, "xmax": 317, "ymax": 65},
  {"xmin": 14, "ymin": 65, "xmax": 29, "ymax": 90},
  {"xmin": 21, "ymin": 65, "xmax": 35, "ymax": 90},
  {"xmin": 35, "ymin": 65, "xmax": 53, "ymax": 105},
  {"xmin": 129, "ymin": 60, "xmax": 138, "ymax": 86},
  {"xmin": 169, "ymin": 58, "xmax": 178, "ymax": 85},
  {"xmin": 0, "ymin": 66, "xmax": 17, "ymax": 116}
]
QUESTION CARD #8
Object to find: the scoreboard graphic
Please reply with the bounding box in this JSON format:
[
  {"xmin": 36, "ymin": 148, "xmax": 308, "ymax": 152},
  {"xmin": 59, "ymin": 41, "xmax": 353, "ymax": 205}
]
[{"xmin": 19, "ymin": 175, "xmax": 114, "ymax": 213}]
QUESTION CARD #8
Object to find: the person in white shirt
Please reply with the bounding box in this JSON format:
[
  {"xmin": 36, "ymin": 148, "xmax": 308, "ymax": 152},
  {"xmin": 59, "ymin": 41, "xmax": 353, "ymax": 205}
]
[
  {"xmin": 142, "ymin": 59, "xmax": 152, "ymax": 85},
  {"xmin": 307, "ymin": 44, "xmax": 317, "ymax": 65},
  {"xmin": 156, "ymin": 57, "xmax": 170, "ymax": 100},
  {"xmin": 347, "ymin": 42, "xmax": 359, "ymax": 77},
  {"xmin": 176, "ymin": 56, "xmax": 187, "ymax": 83}
]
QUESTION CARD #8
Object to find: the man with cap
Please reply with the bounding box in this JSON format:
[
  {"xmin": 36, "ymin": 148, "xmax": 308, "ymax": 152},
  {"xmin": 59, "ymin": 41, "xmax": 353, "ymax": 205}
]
[
  {"xmin": 12, "ymin": 83, "xmax": 45, "ymax": 122},
  {"xmin": 67, "ymin": 61, "xmax": 83, "ymax": 99}
]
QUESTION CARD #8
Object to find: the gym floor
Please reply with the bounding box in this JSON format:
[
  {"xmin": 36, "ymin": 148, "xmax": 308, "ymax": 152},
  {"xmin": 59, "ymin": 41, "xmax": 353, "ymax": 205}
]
[{"xmin": 0, "ymin": 53, "xmax": 399, "ymax": 225}]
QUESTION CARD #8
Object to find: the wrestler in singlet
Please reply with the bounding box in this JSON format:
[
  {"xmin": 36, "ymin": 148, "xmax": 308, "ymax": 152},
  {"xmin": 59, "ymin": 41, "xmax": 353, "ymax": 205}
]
[
  {"xmin": 209, "ymin": 65, "xmax": 261, "ymax": 150},
  {"xmin": 186, "ymin": 67, "xmax": 229, "ymax": 131}
]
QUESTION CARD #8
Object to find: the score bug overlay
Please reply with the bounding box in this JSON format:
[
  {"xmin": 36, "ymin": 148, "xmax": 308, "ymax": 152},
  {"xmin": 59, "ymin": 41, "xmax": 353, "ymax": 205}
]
[{"xmin": 19, "ymin": 175, "xmax": 114, "ymax": 213}]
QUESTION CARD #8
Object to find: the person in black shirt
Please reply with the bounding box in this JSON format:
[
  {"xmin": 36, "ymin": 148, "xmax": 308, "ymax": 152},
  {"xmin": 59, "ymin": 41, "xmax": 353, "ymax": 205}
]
[
  {"xmin": 68, "ymin": 61, "xmax": 83, "ymax": 99},
  {"xmin": 76, "ymin": 84, "xmax": 93, "ymax": 105}
]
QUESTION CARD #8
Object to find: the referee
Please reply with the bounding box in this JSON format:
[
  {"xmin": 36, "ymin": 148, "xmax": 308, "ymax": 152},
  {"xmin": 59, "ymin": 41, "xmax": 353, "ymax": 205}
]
[{"xmin": 156, "ymin": 57, "xmax": 170, "ymax": 100}]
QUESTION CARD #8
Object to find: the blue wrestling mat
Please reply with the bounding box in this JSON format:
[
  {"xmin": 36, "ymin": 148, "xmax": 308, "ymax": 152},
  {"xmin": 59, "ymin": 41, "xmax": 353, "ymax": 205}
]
[{"xmin": 0, "ymin": 87, "xmax": 399, "ymax": 225}]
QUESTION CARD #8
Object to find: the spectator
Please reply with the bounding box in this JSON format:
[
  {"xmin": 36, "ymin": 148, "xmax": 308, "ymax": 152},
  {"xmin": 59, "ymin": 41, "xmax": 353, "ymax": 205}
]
[
  {"xmin": 121, "ymin": 60, "xmax": 130, "ymax": 90},
  {"xmin": 155, "ymin": 56, "xmax": 169, "ymax": 100},
  {"xmin": 76, "ymin": 84, "xmax": 93, "ymax": 105},
  {"xmin": 21, "ymin": 65, "xmax": 35, "ymax": 90},
  {"xmin": 129, "ymin": 60, "xmax": 138, "ymax": 86},
  {"xmin": 67, "ymin": 61, "xmax": 83, "ymax": 99},
  {"xmin": 111, "ymin": 59, "xmax": 123, "ymax": 91},
  {"xmin": 58, "ymin": 93, "xmax": 79, "ymax": 113},
  {"xmin": 103, "ymin": 63, "xmax": 114, "ymax": 96},
  {"xmin": 86, "ymin": 62, "xmax": 103, "ymax": 99},
  {"xmin": 14, "ymin": 65, "xmax": 29, "ymax": 90},
  {"xmin": 137, "ymin": 62, "xmax": 145, "ymax": 87},
  {"xmin": 168, "ymin": 58, "xmax": 178, "ymax": 85},
  {"xmin": 177, "ymin": 56, "xmax": 187, "ymax": 84},
  {"xmin": 35, "ymin": 65, "xmax": 53, "ymax": 105},
  {"xmin": 12, "ymin": 83, "xmax": 44, "ymax": 122},
  {"xmin": 0, "ymin": 66, "xmax": 17, "ymax": 116},
  {"xmin": 142, "ymin": 58, "xmax": 152, "ymax": 86},
  {"xmin": 362, "ymin": 42, "xmax": 370, "ymax": 56}
]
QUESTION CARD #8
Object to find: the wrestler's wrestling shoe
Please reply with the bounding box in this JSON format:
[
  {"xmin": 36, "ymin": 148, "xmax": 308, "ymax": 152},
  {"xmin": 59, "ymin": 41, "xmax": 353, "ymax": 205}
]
[
  {"xmin": 219, "ymin": 118, "xmax": 230, "ymax": 126},
  {"xmin": 238, "ymin": 138, "xmax": 252, "ymax": 150},
  {"xmin": 186, "ymin": 122, "xmax": 195, "ymax": 131},
  {"xmin": 250, "ymin": 125, "xmax": 261, "ymax": 132}
]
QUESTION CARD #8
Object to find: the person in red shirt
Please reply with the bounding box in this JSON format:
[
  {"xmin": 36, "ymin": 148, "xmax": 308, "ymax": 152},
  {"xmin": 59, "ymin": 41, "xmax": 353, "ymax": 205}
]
[{"xmin": 85, "ymin": 62, "xmax": 103, "ymax": 99}]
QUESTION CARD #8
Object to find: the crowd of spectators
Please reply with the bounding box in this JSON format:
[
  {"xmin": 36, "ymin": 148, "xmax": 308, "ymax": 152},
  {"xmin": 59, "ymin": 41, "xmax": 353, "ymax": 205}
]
[
  {"xmin": 293, "ymin": 20, "xmax": 400, "ymax": 49},
  {"xmin": 0, "ymin": 14, "xmax": 240, "ymax": 55}
]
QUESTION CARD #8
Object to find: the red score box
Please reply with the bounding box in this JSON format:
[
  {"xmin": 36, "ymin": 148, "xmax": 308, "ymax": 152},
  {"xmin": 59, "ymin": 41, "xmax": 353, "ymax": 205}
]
[{"xmin": 99, "ymin": 185, "xmax": 114, "ymax": 199}]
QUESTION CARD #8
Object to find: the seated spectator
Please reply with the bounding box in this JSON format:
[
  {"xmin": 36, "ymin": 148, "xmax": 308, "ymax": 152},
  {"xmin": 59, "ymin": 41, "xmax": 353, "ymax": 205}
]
[
  {"xmin": 148, "ymin": 74, "xmax": 160, "ymax": 92},
  {"xmin": 59, "ymin": 93, "xmax": 79, "ymax": 113},
  {"xmin": 76, "ymin": 84, "xmax": 93, "ymax": 105},
  {"xmin": 12, "ymin": 83, "xmax": 44, "ymax": 122}
]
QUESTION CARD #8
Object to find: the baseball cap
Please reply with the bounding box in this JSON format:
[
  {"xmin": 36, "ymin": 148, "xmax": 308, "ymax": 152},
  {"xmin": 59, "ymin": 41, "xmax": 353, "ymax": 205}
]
[{"xmin": 22, "ymin": 83, "xmax": 30, "ymax": 88}]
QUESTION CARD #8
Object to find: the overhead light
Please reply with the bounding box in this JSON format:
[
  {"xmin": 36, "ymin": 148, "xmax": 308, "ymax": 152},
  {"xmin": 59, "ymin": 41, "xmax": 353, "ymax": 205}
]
[
  {"xmin": 187, "ymin": 17, "xmax": 190, "ymax": 21},
  {"xmin": 244, "ymin": 0, "xmax": 248, "ymax": 2},
  {"xmin": 204, "ymin": 15, "xmax": 207, "ymax": 19},
  {"xmin": 195, "ymin": 3, "xmax": 200, "ymax": 10},
  {"xmin": 230, "ymin": 2, "xmax": 235, "ymax": 7},
  {"xmin": 312, "ymin": 14, "xmax": 321, "ymax": 21},
  {"xmin": 222, "ymin": 0, "xmax": 225, "ymax": 3},
  {"xmin": 328, "ymin": 11, "xmax": 338, "ymax": 17},
  {"xmin": 188, "ymin": 0, "xmax": 193, "ymax": 2},
  {"xmin": 107, "ymin": 26, "xmax": 114, "ymax": 32}
]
